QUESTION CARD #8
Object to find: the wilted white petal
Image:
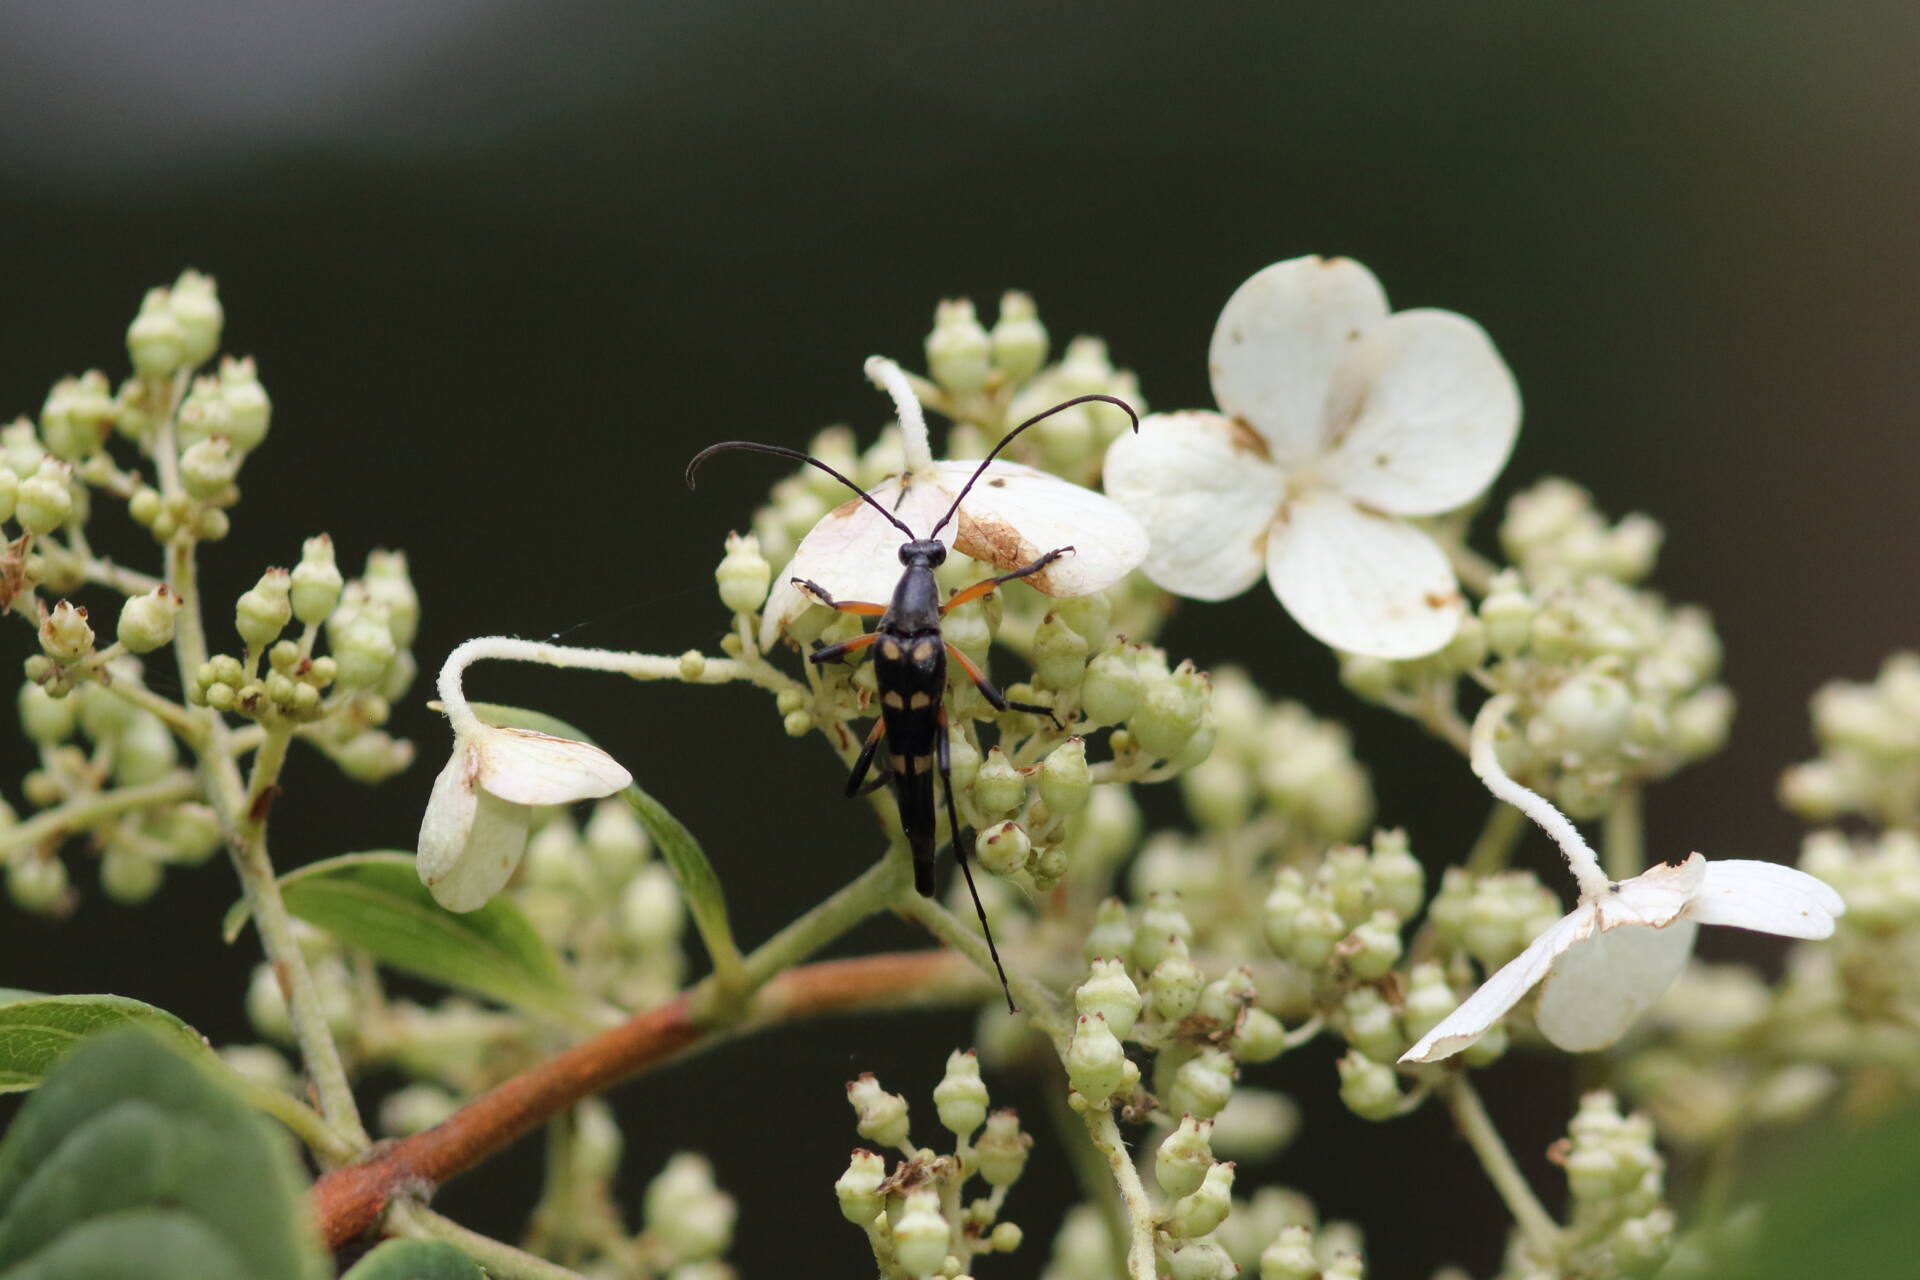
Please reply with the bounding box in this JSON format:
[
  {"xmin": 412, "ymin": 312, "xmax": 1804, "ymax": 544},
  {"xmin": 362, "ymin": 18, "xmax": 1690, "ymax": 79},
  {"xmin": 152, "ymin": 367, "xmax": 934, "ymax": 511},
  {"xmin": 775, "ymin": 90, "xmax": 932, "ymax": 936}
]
[
  {"xmin": 1687, "ymin": 859, "xmax": 1846, "ymax": 939},
  {"xmin": 1102, "ymin": 411, "xmax": 1282, "ymax": 601},
  {"xmin": 1208, "ymin": 257, "xmax": 1390, "ymax": 465},
  {"xmin": 416, "ymin": 748, "xmax": 480, "ymax": 887},
  {"xmin": 1316, "ymin": 308, "xmax": 1522, "ymax": 516},
  {"xmin": 1535, "ymin": 917, "xmax": 1699, "ymax": 1051},
  {"xmin": 474, "ymin": 725, "xmax": 633, "ymax": 806},
  {"xmin": 1591, "ymin": 854, "xmax": 1706, "ymax": 929},
  {"xmin": 1400, "ymin": 908, "xmax": 1593, "ymax": 1063},
  {"xmin": 935, "ymin": 459, "xmax": 1148, "ymax": 596},
  {"xmin": 1265, "ymin": 489, "xmax": 1462, "ymax": 659},
  {"xmin": 417, "ymin": 745, "xmax": 535, "ymax": 912},
  {"xmin": 758, "ymin": 478, "xmax": 954, "ymax": 649}
]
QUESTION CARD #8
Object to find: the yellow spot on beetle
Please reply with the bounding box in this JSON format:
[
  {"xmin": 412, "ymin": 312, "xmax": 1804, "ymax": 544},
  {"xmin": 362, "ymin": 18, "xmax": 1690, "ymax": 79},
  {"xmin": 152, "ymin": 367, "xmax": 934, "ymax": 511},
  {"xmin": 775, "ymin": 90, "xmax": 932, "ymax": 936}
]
[
  {"xmin": 909, "ymin": 692, "xmax": 932, "ymax": 709},
  {"xmin": 882, "ymin": 691, "xmax": 905, "ymax": 709},
  {"xmin": 881, "ymin": 638, "xmax": 903, "ymax": 660},
  {"xmin": 912, "ymin": 639, "xmax": 937, "ymax": 662},
  {"xmin": 890, "ymin": 754, "xmax": 910, "ymax": 774}
]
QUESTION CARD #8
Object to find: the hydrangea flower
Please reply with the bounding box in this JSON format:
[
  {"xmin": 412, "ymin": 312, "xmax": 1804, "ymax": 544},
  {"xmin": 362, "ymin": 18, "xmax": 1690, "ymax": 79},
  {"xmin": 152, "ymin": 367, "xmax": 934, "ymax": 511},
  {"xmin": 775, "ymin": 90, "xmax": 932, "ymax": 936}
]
[
  {"xmin": 757, "ymin": 357, "xmax": 1148, "ymax": 649},
  {"xmin": 1104, "ymin": 256, "xmax": 1521, "ymax": 659},
  {"xmin": 1401, "ymin": 697, "xmax": 1845, "ymax": 1062}
]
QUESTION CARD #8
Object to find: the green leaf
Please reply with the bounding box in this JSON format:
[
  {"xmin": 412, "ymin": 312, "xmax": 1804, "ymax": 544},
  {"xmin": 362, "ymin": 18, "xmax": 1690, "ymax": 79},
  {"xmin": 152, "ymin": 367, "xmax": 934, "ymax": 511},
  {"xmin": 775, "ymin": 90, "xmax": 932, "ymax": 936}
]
[
  {"xmin": 341, "ymin": 1239, "xmax": 486, "ymax": 1280},
  {"xmin": 0, "ymin": 1025, "xmax": 325, "ymax": 1280},
  {"xmin": 467, "ymin": 701, "xmax": 744, "ymax": 985},
  {"xmin": 0, "ymin": 992, "xmax": 205, "ymax": 1094},
  {"xmin": 225, "ymin": 852, "xmax": 577, "ymax": 1019}
]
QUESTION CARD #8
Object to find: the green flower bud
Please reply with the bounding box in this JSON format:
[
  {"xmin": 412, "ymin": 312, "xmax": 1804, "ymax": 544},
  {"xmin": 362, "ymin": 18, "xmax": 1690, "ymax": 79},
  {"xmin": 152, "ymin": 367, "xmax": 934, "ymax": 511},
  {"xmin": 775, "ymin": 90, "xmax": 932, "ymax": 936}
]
[
  {"xmin": 1181, "ymin": 755, "xmax": 1254, "ymax": 833},
  {"xmin": 362, "ymin": 551, "xmax": 419, "ymax": 650},
  {"xmin": 990, "ymin": 291, "xmax": 1048, "ymax": 384},
  {"xmin": 1461, "ymin": 1021, "xmax": 1508, "ymax": 1067},
  {"xmin": 1260, "ymin": 1225, "xmax": 1319, "ymax": 1280},
  {"xmin": 288, "ymin": 535, "xmax": 345, "ymax": 625},
  {"xmin": 835, "ymin": 1149, "xmax": 887, "ymax": 1226},
  {"xmin": 1342, "ymin": 911, "xmax": 1404, "ymax": 981},
  {"xmin": 1232, "ymin": 1008, "xmax": 1288, "ymax": 1064},
  {"xmin": 1338, "ymin": 988, "xmax": 1402, "ymax": 1063},
  {"xmin": 1167, "ymin": 1047, "xmax": 1235, "ymax": 1120},
  {"xmin": 1131, "ymin": 892, "xmax": 1195, "ymax": 974},
  {"xmin": 127, "ymin": 288, "xmax": 187, "ymax": 377},
  {"xmin": 1672, "ymin": 685, "xmax": 1734, "ymax": 761},
  {"xmin": 379, "ymin": 1083, "xmax": 460, "ymax": 1137},
  {"xmin": 0, "ymin": 468, "xmax": 17, "ymax": 523},
  {"xmin": 1075, "ymin": 957, "xmax": 1141, "ymax": 1040},
  {"xmin": 38, "ymin": 600, "xmax": 94, "ymax": 662},
  {"xmin": 1165, "ymin": 1161, "xmax": 1235, "ymax": 1239},
  {"xmin": 1288, "ymin": 898, "xmax": 1346, "ymax": 971},
  {"xmin": 1053, "ymin": 591, "xmax": 1111, "ymax": 652},
  {"xmin": 1080, "ymin": 644, "xmax": 1144, "ymax": 726},
  {"xmin": 1084, "ymin": 897, "xmax": 1133, "ymax": 964},
  {"xmin": 1368, "ymin": 829, "xmax": 1424, "ymax": 919},
  {"xmin": 1155, "ymin": 1114, "xmax": 1215, "ymax": 1198},
  {"xmin": 617, "ymin": 865, "xmax": 684, "ymax": 948},
  {"xmin": 1321, "ymin": 1251, "xmax": 1366, "ymax": 1280},
  {"xmin": 332, "ymin": 609, "xmax": 398, "ymax": 689},
  {"xmin": 847, "ymin": 1074, "xmax": 911, "ymax": 1149},
  {"xmin": 1148, "ymin": 943, "xmax": 1206, "ymax": 1023},
  {"xmin": 1338, "ymin": 651, "xmax": 1398, "ymax": 703},
  {"xmin": 891, "ymin": 1187, "xmax": 952, "ymax": 1278},
  {"xmin": 1037, "ymin": 738, "xmax": 1091, "ymax": 816},
  {"xmin": 1032, "ymin": 611, "xmax": 1089, "ymax": 691},
  {"xmin": 932, "ymin": 1049, "xmax": 990, "ymax": 1139},
  {"xmin": 1337, "ymin": 1051, "xmax": 1401, "ymax": 1121},
  {"xmin": 1401, "ymin": 963, "xmax": 1458, "ymax": 1045},
  {"xmin": 716, "ymin": 531, "xmax": 772, "ymax": 615},
  {"xmin": 1075, "ymin": 785, "xmax": 1141, "ymax": 872},
  {"xmin": 179, "ymin": 437, "xmax": 237, "ymax": 502},
  {"xmin": 1196, "ymin": 967, "xmax": 1256, "ymax": 1028},
  {"xmin": 926, "ymin": 298, "xmax": 992, "ymax": 396},
  {"xmin": 39, "ymin": 371, "xmax": 118, "ymax": 461},
  {"xmin": 643, "ymin": 1152, "xmax": 736, "ymax": 1262},
  {"xmin": 1132, "ymin": 661, "xmax": 1208, "ymax": 759},
  {"xmin": 990, "ymin": 1220, "xmax": 1024, "ymax": 1253},
  {"xmin": 1322, "ymin": 844, "xmax": 1374, "ymax": 924},
  {"xmin": 116, "ymin": 585, "xmax": 180, "ymax": 654},
  {"xmin": 17, "ymin": 459, "xmax": 74, "ymax": 534},
  {"xmin": 245, "ymin": 963, "xmax": 294, "ymax": 1043},
  {"xmin": 1464, "ymin": 882, "xmax": 1526, "ymax": 968},
  {"xmin": 585, "ymin": 797, "xmax": 649, "ymax": 883},
  {"xmin": 975, "ymin": 820, "xmax": 1030, "ymax": 877},
  {"xmin": 217, "ymin": 356, "xmax": 271, "ymax": 450},
  {"xmin": 18, "ymin": 682, "xmax": 78, "ymax": 744},
  {"xmin": 204, "ymin": 682, "xmax": 236, "ymax": 712},
  {"xmin": 1262, "ymin": 868, "xmax": 1306, "ymax": 955},
  {"xmin": 1480, "ymin": 572, "xmax": 1534, "ymax": 659},
  {"xmin": 124, "ymin": 485, "xmax": 161, "ymax": 528},
  {"xmin": 165, "ymin": 270, "xmax": 223, "ymax": 368},
  {"xmin": 976, "ymin": 1108, "xmax": 1032, "ymax": 1188},
  {"xmin": 942, "ymin": 728, "xmax": 979, "ymax": 795},
  {"xmin": 234, "ymin": 570, "xmax": 292, "ymax": 650},
  {"xmin": 781, "ymin": 708, "xmax": 812, "ymax": 737},
  {"xmin": 195, "ymin": 506, "xmax": 230, "ymax": 541},
  {"xmin": 1170, "ymin": 1239, "xmax": 1235, "ymax": 1280},
  {"xmin": 328, "ymin": 730, "xmax": 414, "ymax": 783},
  {"xmin": 1066, "ymin": 1013, "xmax": 1133, "ymax": 1105},
  {"xmin": 99, "ymin": 846, "xmax": 162, "ymax": 904},
  {"xmin": 155, "ymin": 803, "xmax": 222, "ymax": 864},
  {"xmin": 8, "ymin": 853, "xmax": 70, "ymax": 914},
  {"xmin": 114, "ymin": 712, "xmax": 178, "ymax": 786},
  {"xmin": 972, "ymin": 746, "xmax": 1024, "ymax": 820},
  {"xmin": 1542, "ymin": 669, "xmax": 1634, "ymax": 757}
]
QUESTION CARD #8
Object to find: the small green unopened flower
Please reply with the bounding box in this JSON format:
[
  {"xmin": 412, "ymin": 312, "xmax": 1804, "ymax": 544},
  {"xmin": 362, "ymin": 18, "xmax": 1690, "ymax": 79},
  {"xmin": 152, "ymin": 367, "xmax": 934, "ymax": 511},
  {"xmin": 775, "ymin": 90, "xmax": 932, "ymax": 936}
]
[
  {"xmin": 127, "ymin": 287, "xmax": 188, "ymax": 377},
  {"xmin": 1287, "ymin": 897, "xmax": 1347, "ymax": 971},
  {"xmin": 114, "ymin": 712, "xmax": 179, "ymax": 786},
  {"xmin": 17, "ymin": 459, "xmax": 74, "ymax": 534},
  {"xmin": 970, "ymin": 746, "xmax": 1024, "ymax": 820},
  {"xmin": 1147, "ymin": 944, "xmax": 1206, "ymax": 1022},
  {"xmin": 1155, "ymin": 1114, "xmax": 1215, "ymax": 1198},
  {"xmin": 18, "ymin": 683, "xmax": 77, "ymax": 744},
  {"xmin": 1131, "ymin": 660, "xmax": 1209, "ymax": 760},
  {"xmin": 1164, "ymin": 1160, "xmax": 1235, "ymax": 1238},
  {"xmin": 332, "ymin": 608, "xmax": 398, "ymax": 689},
  {"xmin": 847, "ymin": 1073, "xmax": 912, "ymax": 1149},
  {"xmin": 618, "ymin": 865, "xmax": 684, "ymax": 948},
  {"xmin": 835, "ymin": 1149, "xmax": 887, "ymax": 1226},
  {"xmin": 1169, "ymin": 1239, "xmax": 1235, "ymax": 1280},
  {"xmin": 1368, "ymin": 830, "xmax": 1424, "ymax": 918},
  {"xmin": 100, "ymin": 846, "xmax": 162, "ymax": 904},
  {"xmin": 1167, "ymin": 1047, "xmax": 1235, "ymax": 1120},
  {"xmin": 890, "ymin": 1187, "xmax": 952, "ymax": 1278},
  {"xmin": 1084, "ymin": 897, "xmax": 1133, "ymax": 963},
  {"xmin": 644, "ymin": 1152, "xmax": 737, "ymax": 1262},
  {"xmin": 217, "ymin": 356, "xmax": 271, "ymax": 450},
  {"xmin": 1336, "ymin": 1051, "xmax": 1401, "ymax": 1121},
  {"xmin": 380, "ymin": 1082, "xmax": 460, "ymax": 1136},
  {"xmin": 39, "ymin": 601, "xmax": 94, "ymax": 662},
  {"xmin": 1065, "ymin": 1013, "xmax": 1133, "ymax": 1105},
  {"xmin": 1032, "ymin": 611, "xmax": 1089, "ymax": 691},
  {"xmin": 974, "ymin": 1110, "xmax": 1031, "ymax": 1188},
  {"xmin": 1080, "ymin": 644, "xmax": 1144, "ymax": 726},
  {"xmin": 987, "ymin": 290, "xmax": 1048, "ymax": 384},
  {"xmin": 417, "ymin": 719, "xmax": 632, "ymax": 911},
  {"xmin": 1260, "ymin": 1224, "xmax": 1319, "ymax": 1280},
  {"xmin": 1540, "ymin": 668, "xmax": 1634, "ymax": 757},
  {"xmin": 40, "ymin": 371, "xmax": 118, "ymax": 461},
  {"xmin": 1037, "ymin": 738, "xmax": 1091, "ymax": 815},
  {"xmin": 1131, "ymin": 892, "xmax": 1196, "ymax": 973},
  {"xmin": 1075, "ymin": 958, "xmax": 1141, "ymax": 1040},
  {"xmin": 7, "ymin": 853, "xmax": 70, "ymax": 915},
  {"xmin": 932, "ymin": 1049, "xmax": 990, "ymax": 1140},
  {"xmin": 926, "ymin": 297, "xmax": 993, "ymax": 395},
  {"xmin": 975, "ymin": 820, "xmax": 1030, "ymax": 877},
  {"xmin": 715, "ymin": 531, "xmax": 772, "ymax": 615},
  {"xmin": 117, "ymin": 585, "xmax": 180, "ymax": 654},
  {"xmin": 0, "ymin": 468, "xmax": 17, "ymax": 523},
  {"xmin": 235, "ymin": 570, "xmax": 292, "ymax": 651},
  {"xmin": 1341, "ymin": 911, "xmax": 1404, "ymax": 981},
  {"xmin": 1197, "ymin": 967, "xmax": 1256, "ymax": 1028},
  {"xmin": 287, "ymin": 534, "xmax": 345, "ymax": 625},
  {"xmin": 362, "ymin": 550, "xmax": 420, "ymax": 650},
  {"xmin": 165, "ymin": 270, "xmax": 223, "ymax": 367}
]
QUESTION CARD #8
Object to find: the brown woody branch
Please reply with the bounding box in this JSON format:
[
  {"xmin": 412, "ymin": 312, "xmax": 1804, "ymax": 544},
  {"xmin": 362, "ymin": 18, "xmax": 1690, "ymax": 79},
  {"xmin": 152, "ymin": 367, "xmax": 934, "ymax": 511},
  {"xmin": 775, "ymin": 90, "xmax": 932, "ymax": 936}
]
[{"xmin": 310, "ymin": 949, "xmax": 983, "ymax": 1249}]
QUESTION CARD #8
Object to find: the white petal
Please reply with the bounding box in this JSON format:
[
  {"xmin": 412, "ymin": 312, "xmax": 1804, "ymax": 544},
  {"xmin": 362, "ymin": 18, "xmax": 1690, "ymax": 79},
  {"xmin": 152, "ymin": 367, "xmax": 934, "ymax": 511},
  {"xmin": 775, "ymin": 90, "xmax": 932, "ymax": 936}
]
[
  {"xmin": 1686, "ymin": 859, "xmax": 1846, "ymax": 939},
  {"xmin": 1535, "ymin": 918, "xmax": 1698, "ymax": 1051},
  {"xmin": 1591, "ymin": 854, "xmax": 1706, "ymax": 929},
  {"xmin": 935, "ymin": 459, "xmax": 1148, "ymax": 596},
  {"xmin": 1208, "ymin": 257, "xmax": 1390, "ymax": 466},
  {"xmin": 416, "ymin": 748, "xmax": 480, "ymax": 888},
  {"xmin": 1400, "ymin": 908, "xmax": 1594, "ymax": 1063},
  {"xmin": 1265, "ymin": 489, "xmax": 1462, "ymax": 658},
  {"xmin": 1316, "ymin": 309, "xmax": 1522, "ymax": 516},
  {"xmin": 474, "ymin": 726, "xmax": 632, "ymax": 806},
  {"xmin": 1100, "ymin": 411, "xmax": 1283, "ymax": 601},
  {"xmin": 758, "ymin": 477, "xmax": 955, "ymax": 649},
  {"xmin": 426, "ymin": 788, "xmax": 532, "ymax": 912}
]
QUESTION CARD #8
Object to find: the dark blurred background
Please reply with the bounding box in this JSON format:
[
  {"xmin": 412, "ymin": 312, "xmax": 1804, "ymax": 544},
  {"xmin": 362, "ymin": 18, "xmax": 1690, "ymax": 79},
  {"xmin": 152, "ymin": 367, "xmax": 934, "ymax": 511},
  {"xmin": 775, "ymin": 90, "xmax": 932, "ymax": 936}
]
[{"xmin": 3, "ymin": 3, "xmax": 1917, "ymax": 1275}]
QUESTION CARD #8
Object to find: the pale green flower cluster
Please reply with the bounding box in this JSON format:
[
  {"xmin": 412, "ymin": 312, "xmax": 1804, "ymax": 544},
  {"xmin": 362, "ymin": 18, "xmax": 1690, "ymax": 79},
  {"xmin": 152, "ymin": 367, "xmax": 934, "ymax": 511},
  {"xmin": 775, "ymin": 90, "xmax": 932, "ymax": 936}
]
[{"xmin": 1780, "ymin": 650, "xmax": 1920, "ymax": 828}]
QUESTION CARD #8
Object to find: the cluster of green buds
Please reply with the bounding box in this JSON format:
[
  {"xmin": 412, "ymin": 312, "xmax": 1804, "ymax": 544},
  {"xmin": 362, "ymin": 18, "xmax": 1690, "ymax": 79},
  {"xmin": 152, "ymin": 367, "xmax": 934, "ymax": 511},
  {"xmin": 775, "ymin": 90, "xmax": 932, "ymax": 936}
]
[
  {"xmin": 1520, "ymin": 1092, "xmax": 1673, "ymax": 1280},
  {"xmin": 636, "ymin": 1151, "xmax": 739, "ymax": 1276},
  {"xmin": 1041, "ymin": 1185, "xmax": 1366, "ymax": 1280},
  {"xmin": 1779, "ymin": 650, "xmax": 1920, "ymax": 829},
  {"xmin": 836, "ymin": 1052, "xmax": 1031, "ymax": 1278},
  {"xmin": 514, "ymin": 799, "xmax": 688, "ymax": 1011}
]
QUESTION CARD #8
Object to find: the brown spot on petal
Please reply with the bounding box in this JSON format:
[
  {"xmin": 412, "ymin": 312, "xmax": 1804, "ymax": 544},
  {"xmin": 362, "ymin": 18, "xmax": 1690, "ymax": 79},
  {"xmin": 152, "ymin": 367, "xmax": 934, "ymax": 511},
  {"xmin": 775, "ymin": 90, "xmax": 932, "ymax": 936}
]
[
  {"xmin": 955, "ymin": 509, "xmax": 1049, "ymax": 587},
  {"xmin": 1226, "ymin": 417, "xmax": 1271, "ymax": 461},
  {"xmin": 1424, "ymin": 590, "xmax": 1462, "ymax": 611}
]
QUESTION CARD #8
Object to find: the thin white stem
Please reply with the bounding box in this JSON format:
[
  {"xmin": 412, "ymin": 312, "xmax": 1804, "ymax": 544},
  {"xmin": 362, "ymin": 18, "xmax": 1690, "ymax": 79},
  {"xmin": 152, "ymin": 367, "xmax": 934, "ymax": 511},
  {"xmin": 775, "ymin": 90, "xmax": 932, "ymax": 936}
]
[
  {"xmin": 1083, "ymin": 1107, "xmax": 1157, "ymax": 1280},
  {"xmin": 436, "ymin": 637, "xmax": 754, "ymax": 737},
  {"xmin": 1470, "ymin": 694, "xmax": 1609, "ymax": 897},
  {"xmin": 1446, "ymin": 1076, "xmax": 1561, "ymax": 1260},
  {"xmin": 864, "ymin": 355, "xmax": 934, "ymax": 474}
]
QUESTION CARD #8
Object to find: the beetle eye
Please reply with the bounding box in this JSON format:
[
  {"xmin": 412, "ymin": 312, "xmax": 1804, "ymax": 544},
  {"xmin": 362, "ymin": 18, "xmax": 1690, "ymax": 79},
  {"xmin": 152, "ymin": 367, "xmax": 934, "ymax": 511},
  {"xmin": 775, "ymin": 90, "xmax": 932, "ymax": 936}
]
[{"xmin": 926, "ymin": 543, "xmax": 946, "ymax": 567}]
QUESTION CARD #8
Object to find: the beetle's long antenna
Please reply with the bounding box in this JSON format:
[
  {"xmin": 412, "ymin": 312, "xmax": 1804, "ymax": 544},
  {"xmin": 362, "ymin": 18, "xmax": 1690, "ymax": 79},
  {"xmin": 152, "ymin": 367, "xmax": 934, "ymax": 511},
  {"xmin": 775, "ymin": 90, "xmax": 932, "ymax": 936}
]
[
  {"xmin": 686, "ymin": 441, "xmax": 917, "ymax": 540},
  {"xmin": 926, "ymin": 394, "xmax": 1140, "ymax": 540}
]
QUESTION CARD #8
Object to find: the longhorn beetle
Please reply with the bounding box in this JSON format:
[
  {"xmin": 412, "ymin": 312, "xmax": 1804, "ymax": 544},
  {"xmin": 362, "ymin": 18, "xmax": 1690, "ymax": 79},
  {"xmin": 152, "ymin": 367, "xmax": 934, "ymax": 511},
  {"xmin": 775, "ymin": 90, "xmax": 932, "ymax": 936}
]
[{"xmin": 686, "ymin": 393, "xmax": 1139, "ymax": 1009}]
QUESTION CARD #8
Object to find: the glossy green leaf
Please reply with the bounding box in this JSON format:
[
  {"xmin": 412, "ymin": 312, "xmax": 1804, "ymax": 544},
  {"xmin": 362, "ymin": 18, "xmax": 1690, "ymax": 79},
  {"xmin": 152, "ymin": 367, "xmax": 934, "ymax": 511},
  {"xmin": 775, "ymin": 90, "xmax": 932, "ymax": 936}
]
[
  {"xmin": 0, "ymin": 1025, "xmax": 324, "ymax": 1280},
  {"xmin": 225, "ymin": 852, "xmax": 577, "ymax": 1018},
  {"xmin": 466, "ymin": 701, "xmax": 744, "ymax": 985},
  {"xmin": 0, "ymin": 991, "xmax": 205, "ymax": 1094},
  {"xmin": 341, "ymin": 1238, "xmax": 486, "ymax": 1280}
]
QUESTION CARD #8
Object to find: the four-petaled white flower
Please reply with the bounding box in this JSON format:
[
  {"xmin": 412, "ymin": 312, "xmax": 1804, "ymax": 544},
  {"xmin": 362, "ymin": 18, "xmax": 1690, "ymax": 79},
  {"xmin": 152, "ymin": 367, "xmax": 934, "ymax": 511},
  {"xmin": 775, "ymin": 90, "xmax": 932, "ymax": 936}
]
[
  {"xmin": 758, "ymin": 357, "xmax": 1149, "ymax": 649},
  {"xmin": 1401, "ymin": 697, "xmax": 1846, "ymax": 1063},
  {"xmin": 1104, "ymin": 256, "xmax": 1521, "ymax": 659}
]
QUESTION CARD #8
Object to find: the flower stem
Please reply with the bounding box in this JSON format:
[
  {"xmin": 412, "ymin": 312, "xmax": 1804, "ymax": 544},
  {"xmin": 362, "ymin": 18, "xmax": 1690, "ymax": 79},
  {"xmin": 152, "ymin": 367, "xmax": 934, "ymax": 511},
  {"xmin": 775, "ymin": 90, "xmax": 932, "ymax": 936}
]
[
  {"xmin": 233, "ymin": 1073, "xmax": 358, "ymax": 1166},
  {"xmin": 1083, "ymin": 1107, "xmax": 1158, "ymax": 1280},
  {"xmin": 1470, "ymin": 695, "xmax": 1609, "ymax": 897},
  {"xmin": 0, "ymin": 771, "xmax": 197, "ymax": 858},
  {"xmin": 388, "ymin": 1201, "xmax": 591, "ymax": 1280},
  {"xmin": 1603, "ymin": 782, "xmax": 1644, "ymax": 881},
  {"xmin": 1445, "ymin": 1076, "xmax": 1560, "ymax": 1260},
  {"xmin": 1466, "ymin": 799, "xmax": 1528, "ymax": 875},
  {"xmin": 891, "ymin": 885, "xmax": 1067, "ymax": 1038}
]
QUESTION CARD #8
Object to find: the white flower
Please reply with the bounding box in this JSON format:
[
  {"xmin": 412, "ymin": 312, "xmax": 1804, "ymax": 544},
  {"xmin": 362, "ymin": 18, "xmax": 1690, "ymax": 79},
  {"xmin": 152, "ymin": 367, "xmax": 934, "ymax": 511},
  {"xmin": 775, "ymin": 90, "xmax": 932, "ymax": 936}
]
[
  {"xmin": 1400, "ymin": 697, "xmax": 1845, "ymax": 1063},
  {"xmin": 757, "ymin": 357, "xmax": 1149, "ymax": 649},
  {"xmin": 1104, "ymin": 256, "xmax": 1521, "ymax": 659}
]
